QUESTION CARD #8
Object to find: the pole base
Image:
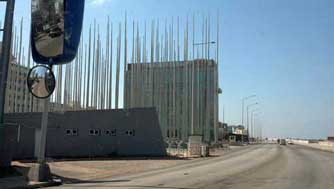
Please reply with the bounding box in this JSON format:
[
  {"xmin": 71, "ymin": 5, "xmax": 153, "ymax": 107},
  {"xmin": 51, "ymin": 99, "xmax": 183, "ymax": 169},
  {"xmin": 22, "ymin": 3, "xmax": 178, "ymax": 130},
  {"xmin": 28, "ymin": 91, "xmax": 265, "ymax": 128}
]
[{"xmin": 27, "ymin": 162, "xmax": 52, "ymax": 182}]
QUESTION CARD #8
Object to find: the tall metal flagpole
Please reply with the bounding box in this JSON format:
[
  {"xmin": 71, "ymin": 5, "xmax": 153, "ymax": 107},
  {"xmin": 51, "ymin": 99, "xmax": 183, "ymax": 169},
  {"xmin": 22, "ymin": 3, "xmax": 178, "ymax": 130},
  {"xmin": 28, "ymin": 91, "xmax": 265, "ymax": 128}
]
[
  {"xmin": 83, "ymin": 44, "xmax": 87, "ymax": 108},
  {"xmin": 184, "ymin": 16, "xmax": 189, "ymax": 141},
  {"xmin": 123, "ymin": 13, "xmax": 127, "ymax": 109},
  {"xmin": 176, "ymin": 17, "xmax": 180, "ymax": 140},
  {"xmin": 130, "ymin": 20, "xmax": 135, "ymax": 108},
  {"xmin": 135, "ymin": 22, "xmax": 140, "ymax": 107},
  {"xmin": 115, "ymin": 23, "xmax": 121, "ymax": 109},
  {"xmin": 0, "ymin": 0, "xmax": 15, "ymax": 167},
  {"xmin": 109, "ymin": 22, "xmax": 113, "ymax": 109},
  {"xmin": 27, "ymin": 34, "xmax": 33, "ymax": 112},
  {"xmin": 105, "ymin": 18, "xmax": 110, "ymax": 109},
  {"xmin": 191, "ymin": 14, "xmax": 195, "ymax": 135},
  {"xmin": 216, "ymin": 11, "xmax": 220, "ymax": 129},
  {"xmin": 92, "ymin": 20, "xmax": 96, "ymax": 108},
  {"xmin": 96, "ymin": 28, "xmax": 100, "ymax": 109},
  {"xmin": 16, "ymin": 18, "xmax": 23, "ymax": 112},
  {"xmin": 205, "ymin": 16, "xmax": 210, "ymax": 142},
  {"xmin": 150, "ymin": 20, "xmax": 155, "ymax": 107}
]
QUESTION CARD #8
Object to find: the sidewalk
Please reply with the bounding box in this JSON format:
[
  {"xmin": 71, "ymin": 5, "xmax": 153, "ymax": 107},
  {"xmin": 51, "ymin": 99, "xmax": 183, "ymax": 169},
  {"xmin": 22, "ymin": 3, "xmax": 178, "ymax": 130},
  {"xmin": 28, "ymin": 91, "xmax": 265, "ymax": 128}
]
[
  {"xmin": 0, "ymin": 176, "xmax": 61, "ymax": 189},
  {"xmin": 0, "ymin": 165, "xmax": 61, "ymax": 189}
]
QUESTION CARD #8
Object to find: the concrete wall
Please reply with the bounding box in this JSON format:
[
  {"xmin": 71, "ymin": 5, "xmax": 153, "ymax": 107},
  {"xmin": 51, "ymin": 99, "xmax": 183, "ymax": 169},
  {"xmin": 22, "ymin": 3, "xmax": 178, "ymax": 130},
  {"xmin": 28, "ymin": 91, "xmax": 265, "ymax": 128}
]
[
  {"xmin": 292, "ymin": 139, "xmax": 334, "ymax": 153},
  {"xmin": 3, "ymin": 108, "xmax": 167, "ymax": 160}
]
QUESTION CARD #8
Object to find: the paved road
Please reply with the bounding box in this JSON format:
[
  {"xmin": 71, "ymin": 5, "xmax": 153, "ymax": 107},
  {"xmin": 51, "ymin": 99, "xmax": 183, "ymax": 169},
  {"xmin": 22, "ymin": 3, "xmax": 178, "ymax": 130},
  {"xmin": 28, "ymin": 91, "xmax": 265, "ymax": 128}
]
[
  {"xmin": 35, "ymin": 33, "xmax": 63, "ymax": 57},
  {"xmin": 51, "ymin": 145, "xmax": 334, "ymax": 189}
]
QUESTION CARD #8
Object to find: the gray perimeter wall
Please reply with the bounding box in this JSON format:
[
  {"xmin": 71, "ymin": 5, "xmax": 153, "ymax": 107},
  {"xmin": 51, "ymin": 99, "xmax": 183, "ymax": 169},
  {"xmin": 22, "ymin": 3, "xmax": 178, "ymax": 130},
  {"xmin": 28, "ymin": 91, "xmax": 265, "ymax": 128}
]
[{"xmin": 3, "ymin": 108, "xmax": 167, "ymax": 160}]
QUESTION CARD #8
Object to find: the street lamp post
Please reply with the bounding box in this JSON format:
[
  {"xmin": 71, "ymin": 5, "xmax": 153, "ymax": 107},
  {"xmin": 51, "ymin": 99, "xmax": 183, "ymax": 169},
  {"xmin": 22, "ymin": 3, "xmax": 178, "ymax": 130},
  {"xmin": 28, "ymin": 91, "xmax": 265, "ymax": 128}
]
[
  {"xmin": 241, "ymin": 95, "xmax": 256, "ymax": 126},
  {"xmin": 241, "ymin": 95, "xmax": 256, "ymax": 144},
  {"xmin": 251, "ymin": 109, "xmax": 260, "ymax": 142},
  {"xmin": 253, "ymin": 113, "xmax": 259, "ymax": 141},
  {"xmin": 247, "ymin": 102, "xmax": 258, "ymax": 143},
  {"xmin": 254, "ymin": 114, "xmax": 263, "ymax": 142}
]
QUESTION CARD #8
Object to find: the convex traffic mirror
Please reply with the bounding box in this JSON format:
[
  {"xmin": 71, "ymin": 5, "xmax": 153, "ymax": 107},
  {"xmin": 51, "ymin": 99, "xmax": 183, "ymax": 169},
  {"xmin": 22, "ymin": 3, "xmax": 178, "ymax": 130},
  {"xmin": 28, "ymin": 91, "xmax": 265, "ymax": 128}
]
[
  {"xmin": 27, "ymin": 65, "xmax": 56, "ymax": 99},
  {"xmin": 28, "ymin": 0, "xmax": 85, "ymax": 98},
  {"xmin": 31, "ymin": 0, "xmax": 85, "ymax": 65}
]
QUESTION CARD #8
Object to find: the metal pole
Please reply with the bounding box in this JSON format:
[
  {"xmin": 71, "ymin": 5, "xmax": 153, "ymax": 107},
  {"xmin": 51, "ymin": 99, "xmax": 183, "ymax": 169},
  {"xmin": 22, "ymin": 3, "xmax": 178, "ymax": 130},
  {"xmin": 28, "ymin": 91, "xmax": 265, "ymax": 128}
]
[
  {"xmin": 242, "ymin": 95, "xmax": 256, "ymax": 126},
  {"xmin": 191, "ymin": 15, "xmax": 195, "ymax": 135},
  {"xmin": 193, "ymin": 41, "xmax": 216, "ymax": 142},
  {"xmin": 250, "ymin": 109, "xmax": 259, "ymax": 139},
  {"xmin": 246, "ymin": 102, "xmax": 258, "ymax": 142},
  {"xmin": 0, "ymin": 0, "xmax": 15, "ymax": 167},
  {"xmin": 37, "ymin": 98, "xmax": 50, "ymax": 164}
]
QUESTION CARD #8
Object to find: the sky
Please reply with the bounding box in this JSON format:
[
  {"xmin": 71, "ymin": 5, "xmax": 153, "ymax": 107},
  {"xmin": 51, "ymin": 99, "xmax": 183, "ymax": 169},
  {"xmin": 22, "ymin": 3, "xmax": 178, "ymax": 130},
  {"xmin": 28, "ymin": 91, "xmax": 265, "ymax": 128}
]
[{"xmin": 1, "ymin": 0, "xmax": 333, "ymax": 139}]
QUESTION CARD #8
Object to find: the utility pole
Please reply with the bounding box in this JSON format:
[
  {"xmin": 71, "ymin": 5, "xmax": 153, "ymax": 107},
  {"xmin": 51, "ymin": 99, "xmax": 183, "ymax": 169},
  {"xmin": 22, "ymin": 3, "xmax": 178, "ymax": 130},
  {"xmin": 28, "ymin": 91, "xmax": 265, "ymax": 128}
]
[{"xmin": 0, "ymin": 0, "xmax": 15, "ymax": 168}]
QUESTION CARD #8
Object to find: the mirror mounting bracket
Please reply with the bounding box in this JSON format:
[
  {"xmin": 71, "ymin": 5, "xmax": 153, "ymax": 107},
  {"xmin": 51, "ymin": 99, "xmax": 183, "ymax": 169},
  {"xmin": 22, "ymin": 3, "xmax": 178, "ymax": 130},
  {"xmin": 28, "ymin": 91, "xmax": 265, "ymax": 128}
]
[{"xmin": 48, "ymin": 59, "xmax": 54, "ymax": 69}]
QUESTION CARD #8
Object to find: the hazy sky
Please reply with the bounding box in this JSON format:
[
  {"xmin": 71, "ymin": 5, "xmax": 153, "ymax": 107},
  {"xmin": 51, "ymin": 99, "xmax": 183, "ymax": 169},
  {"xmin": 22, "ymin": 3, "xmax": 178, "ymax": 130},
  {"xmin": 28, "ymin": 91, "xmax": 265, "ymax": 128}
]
[{"xmin": 1, "ymin": 0, "xmax": 333, "ymax": 139}]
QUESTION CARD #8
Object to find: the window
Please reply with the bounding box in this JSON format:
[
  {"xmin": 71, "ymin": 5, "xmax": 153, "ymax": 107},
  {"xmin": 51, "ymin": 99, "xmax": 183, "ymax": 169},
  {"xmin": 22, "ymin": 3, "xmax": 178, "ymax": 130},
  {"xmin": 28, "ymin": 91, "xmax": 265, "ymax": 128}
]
[
  {"xmin": 66, "ymin": 129, "xmax": 72, "ymax": 136},
  {"xmin": 66, "ymin": 129, "xmax": 78, "ymax": 136},
  {"xmin": 105, "ymin": 129, "xmax": 116, "ymax": 136},
  {"xmin": 72, "ymin": 129, "xmax": 78, "ymax": 136},
  {"xmin": 89, "ymin": 129, "xmax": 100, "ymax": 136},
  {"xmin": 125, "ymin": 129, "xmax": 135, "ymax": 136}
]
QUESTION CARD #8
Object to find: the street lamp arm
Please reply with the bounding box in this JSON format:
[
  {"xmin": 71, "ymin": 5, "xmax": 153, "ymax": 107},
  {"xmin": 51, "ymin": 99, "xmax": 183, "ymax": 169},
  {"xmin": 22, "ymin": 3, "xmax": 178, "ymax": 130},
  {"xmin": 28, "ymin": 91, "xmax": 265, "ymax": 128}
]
[{"xmin": 193, "ymin": 41, "xmax": 216, "ymax": 46}]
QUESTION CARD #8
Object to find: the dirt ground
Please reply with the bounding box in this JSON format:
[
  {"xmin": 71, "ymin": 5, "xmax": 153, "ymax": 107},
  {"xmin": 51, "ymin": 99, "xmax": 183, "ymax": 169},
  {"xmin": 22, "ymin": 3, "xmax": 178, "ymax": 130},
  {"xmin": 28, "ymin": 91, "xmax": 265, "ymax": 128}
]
[
  {"xmin": 12, "ymin": 157, "xmax": 189, "ymax": 183},
  {"xmin": 12, "ymin": 148, "xmax": 232, "ymax": 184}
]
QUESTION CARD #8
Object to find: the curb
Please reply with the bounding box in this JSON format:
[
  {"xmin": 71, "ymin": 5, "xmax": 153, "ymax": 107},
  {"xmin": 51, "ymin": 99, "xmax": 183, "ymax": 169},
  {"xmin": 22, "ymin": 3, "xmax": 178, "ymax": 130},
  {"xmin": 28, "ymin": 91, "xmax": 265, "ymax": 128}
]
[{"xmin": 23, "ymin": 179, "xmax": 62, "ymax": 189}]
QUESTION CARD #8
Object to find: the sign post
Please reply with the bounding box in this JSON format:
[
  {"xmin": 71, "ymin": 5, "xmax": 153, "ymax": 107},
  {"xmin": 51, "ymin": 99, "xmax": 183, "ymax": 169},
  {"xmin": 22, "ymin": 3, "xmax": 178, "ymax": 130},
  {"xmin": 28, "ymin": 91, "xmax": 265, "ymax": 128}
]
[{"xmin": 27, "ymin": 0, "xmax": 85, "ymax": 182}]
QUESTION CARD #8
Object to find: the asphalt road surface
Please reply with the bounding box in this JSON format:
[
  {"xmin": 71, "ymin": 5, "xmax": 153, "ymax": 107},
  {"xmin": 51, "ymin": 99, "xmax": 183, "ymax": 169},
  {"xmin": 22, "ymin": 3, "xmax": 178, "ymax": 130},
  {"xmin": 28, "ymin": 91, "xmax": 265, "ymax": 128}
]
[
  {"xmin": 35, "ymin": 33, "xmax": 63, "ymax": 57},
  {"xmin": 51, "ymin": 145, "xmax": 334, "ymax": 189}
]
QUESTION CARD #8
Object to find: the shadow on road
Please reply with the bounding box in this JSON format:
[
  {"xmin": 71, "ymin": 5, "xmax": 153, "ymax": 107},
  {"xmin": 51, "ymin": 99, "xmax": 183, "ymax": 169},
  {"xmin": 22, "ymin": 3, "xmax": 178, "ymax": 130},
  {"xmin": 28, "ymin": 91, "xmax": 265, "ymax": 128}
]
[
  {"xmin": 54, "ymin": 174, "xmax": 194, "ymax": 189},
  {"xmin": 54, "ymin": 174, "xmax": 131, "ymax": 184},
  {"xmin": 17, "ymin": 156, "xmax": 190, "ymax": 164},
  {"xmin": 53, "ymin": 175, "xmax": 194, "ymax": 189}
]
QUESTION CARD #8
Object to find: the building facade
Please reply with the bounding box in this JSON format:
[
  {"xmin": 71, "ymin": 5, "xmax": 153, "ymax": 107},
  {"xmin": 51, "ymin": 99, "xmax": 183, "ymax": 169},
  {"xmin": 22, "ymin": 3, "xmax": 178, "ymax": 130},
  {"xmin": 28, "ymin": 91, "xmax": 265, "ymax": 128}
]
[
  {"xmin": 4, "ymin": 61, "xmax": 40, "ymax": 113},
  {"xmin": 1, "ymin": 42, "xmax": 41, "ymax": 113},
  {"xmin": 124, "ymin": 59, "xmax": 218, "ymax": 143},
  {"xmin": 3, "ymin": 108, "xmax": 166, "ymax": 159}
]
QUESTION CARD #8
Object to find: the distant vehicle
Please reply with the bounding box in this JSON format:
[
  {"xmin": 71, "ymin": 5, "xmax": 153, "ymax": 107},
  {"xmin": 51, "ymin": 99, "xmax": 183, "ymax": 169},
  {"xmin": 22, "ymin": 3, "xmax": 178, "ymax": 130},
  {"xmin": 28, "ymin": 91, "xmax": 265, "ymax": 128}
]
[
  {"xmin": 49, "ymin": 27, "xmax": 63, "ymax": 38},
  {"xmin": 288, "ymin": 141, "xmax": 294, "ymax": 145},
  {"xmin": 280, "ymin": 139, "xmax": 287, "ymax": 145}
]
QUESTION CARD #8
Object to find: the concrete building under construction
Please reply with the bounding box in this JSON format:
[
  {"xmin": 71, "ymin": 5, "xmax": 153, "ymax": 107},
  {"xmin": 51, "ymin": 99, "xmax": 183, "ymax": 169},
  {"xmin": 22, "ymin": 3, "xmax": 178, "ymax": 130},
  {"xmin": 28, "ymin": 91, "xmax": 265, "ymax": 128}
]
[{"xmin": 124, "ymin": 59, "xmax": 219, "ymax": 143}]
